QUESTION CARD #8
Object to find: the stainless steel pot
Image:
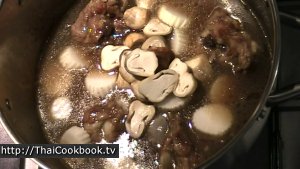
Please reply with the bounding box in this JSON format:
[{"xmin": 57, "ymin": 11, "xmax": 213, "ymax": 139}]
[{"xmin": 0, "ymin": 0, "xmax": 298, "ymax": 168}]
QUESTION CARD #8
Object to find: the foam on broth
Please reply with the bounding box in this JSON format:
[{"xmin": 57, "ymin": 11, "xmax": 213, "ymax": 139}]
[{"xmin": 37, "ymin": 0, "xmax": 271, "ymax": 168}]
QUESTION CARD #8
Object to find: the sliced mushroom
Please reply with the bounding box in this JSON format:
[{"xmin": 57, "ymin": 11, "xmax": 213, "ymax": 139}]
[
  {"xmin": 169, "ymin": 58, "xmax": 189, "ymax": 75},
  {"xmin": 119, "ymin": 50, "xmax": 137, "ymax": 83},
  {"xmin": 156, "ymin": 94, "xmax": 191, "ymax": 111},
  {"xmin": 174, "ymin": 72, "xmax": 197, "ymax": 97},
  {"xmin": 60, "ymin": 126, "xmax": 91, "ymax": 144},
  {"xmin": 101, "ymin": 45, "xmax": 129, "ymax": 71},
  {"xmin": 185, "ymin": 54, "xmax": 213, "ymax": 82},
  {"xmin": 136, "ymin": 0, "xmax": 158, "ymax": 10},
  {"xmin": 123, "ymin": 7, "xmax": 150, "ymax": 29},
  {"xmin": 143, "ymin": 18, "xmax": 172, "ymax": 36},
  {"xmin": 123, "ymin": 33, "xmax": 147, "ymax": 48},
  {"xmin": 116, "ymin": 74, "xmax": 131, "ymax": 89},
  {"xmin": 139, "ymin": 69, "xmax": 179, "ymax": 102},
  {"xmin": 141, "ymin": 36, "xmax": 166, "ymax": 50},
  {"xmin": 192, "ymin": 104, "xmax": 233, "ymax": 136},
  {"xmin": 131, "ymin": 81, "xmax": 147, "ymax": 101},
  {"xmin": 51, "ymin": 97, "xmax": 72, "ymax": 120},
  {"xmin": 209, "ymin": 75, "xmax": 237, "ymax": 104},
  {"xmin": 125, "ymin": 100, "xmax": 156, "ymax": 138},
  {"xmin": 125, "ymin": 48, "xmax": 158, "ymax": 77},
  {"xmin": 85, "ymin": 70, "xmax": 117, "ymax": 97}
]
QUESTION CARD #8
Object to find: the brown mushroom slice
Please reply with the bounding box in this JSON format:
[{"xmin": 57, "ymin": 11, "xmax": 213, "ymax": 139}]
[
  {"xmin": 119, "ymin": 50, "xmax": 137, "ymax": 83},
  {"xmin": 174, "ymin": 72, "xmax": 197, "ymax": 97},
  {"xmin": 125, "ymin": 100, "xmax": 156, "ymax": 138},
  {"xmin": 192, "ymin": 104, "xmax": 233, "ymax": 136},
  {"xmin": 101, "ymin": 45, "xmax": 129, "ymax": 71},
  {"xmin": 136, "ymin": 0, "xmax": 158, "ymax": 10},
  {"xmin": 141, "ymin": 36, "xmax": 166, "ymax": 50},
  {"xmin": 209, "ymin": 75, "xmax": 237, "ymax": 104},
  {"xmin": 125, "ymin": 48, "xmax": 158, "ymax": 77},
  {"xmin": 60, "ymin": 126, "xmax": 91, "ymax": 144},
  {"xmin": 139, "ymin": 69, "xmax": 179, "ymax": 103},
  {"xmin": 143, "ymin": 18, "xmax": 173, "ymax": 36},
  {"xmin": 169, "ymin": 58, "xmax": 188, "ymax": 75},
  {"xmin": 123, "ymin": 7, "xmax": 150, "ymax": 29},
  {"xmin": 59, "ymin": 46, "xmax": 89, "ymax": 70},
  {"xmin": 123, "ymin": 33, "xmax": 146, "ymax": 48},
  {"xmin": 131, "ymin": 81, "xmax": 147, "ymax": 101},
  {"xmin": 156, "ymin": 94, "xmax": 191, "ymax": 111},
  {"xmin": 185, "ymin": 54, "xmax": 213, "ymax": 82},
  {"xmin": 85, "ymin": 70, "xmax": 117, "ymax": 97}
]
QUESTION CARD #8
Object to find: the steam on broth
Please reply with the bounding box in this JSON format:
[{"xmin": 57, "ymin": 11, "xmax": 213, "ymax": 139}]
[{"xmin": 37, "ymin": 0, "xmax": 271, "ymax": 168}]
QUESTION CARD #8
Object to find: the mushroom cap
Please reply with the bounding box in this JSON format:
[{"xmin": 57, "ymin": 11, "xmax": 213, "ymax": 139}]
[
  {"xmin": 125, "ymin": 48, "xmax": 158, "ymax": 77},
  {"xmin": 139, "ymin": 69, "xmax": 179, "ymax": 102},
  {"xmin": 192, "ymin": 104, "xmax": 233, "ymax": 136},
  {"xmin": 101, "ymin": 45, "xmax": 129, "ymax": 71}
]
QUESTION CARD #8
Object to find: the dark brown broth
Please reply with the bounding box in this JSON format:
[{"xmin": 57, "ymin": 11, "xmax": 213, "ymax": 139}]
[{"xmin": 37, "ymin": 0, "xmax": 271, "ymax": 168}]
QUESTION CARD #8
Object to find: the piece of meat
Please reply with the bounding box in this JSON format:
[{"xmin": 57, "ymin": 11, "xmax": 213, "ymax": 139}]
[
  {"xmin": 201, "ymin": 7, "xmax": 257, "ymax": 71},
  {"xmin": 71, "ymin": 0, "xmax": 129, "ymax": 44}
]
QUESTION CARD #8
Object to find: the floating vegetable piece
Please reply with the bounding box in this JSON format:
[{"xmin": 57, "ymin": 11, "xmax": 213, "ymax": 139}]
[
  {"xmin": 139, "ymin": 69, "xmax": 179, "ymax": 102},
  {"xmin": 125, "ymin": 48, "xmax": 158, "ymax": 77},
  {"xmin": 59, "ymin": 46, "xmax": 89, "ymax": 69},
  {"xmin": 51, "ymin": 97, "xmax": 72, "ymax": 120},
  {"xmin": 125, "ymin": 100, "xmax": 155, "ymax": 138},
  {"xmin": 101, "ymin": 45, "xmax": 129, "ymax": 71},
  {"xmin": 60, "ymin": 126, "xmax": 91, "ymax": 144},
  {"xmin": 185, "ymin": 55, "xmax": 213, "ymax": 81},
  {"xmin": 85, "ymin": 70, "xmax": 117, "ymax": 97},
  {"xmin": 123, "ymin": 33, "xmax": 147, "ymax": 48},
  {"xmin": 192, "ymin": 104, "xmax": 233, "ymax": 136},
  {"xmin": 143, "ymin": 18, "xmax": 172, "ymax": 36},
  {"xmin": 141, "ymin": 36, "xmax": 166, "ymax": 50},
  {"xmin": 174, "ymin": 72, "xmax": 197, "ymax": 97},
  {"xmin": 124, "ymin": 7, "xmax": 150, "ymax": 29},
  {"xmin": 157, "ymin": 5, "xmax": 190, "ymax": 29}
]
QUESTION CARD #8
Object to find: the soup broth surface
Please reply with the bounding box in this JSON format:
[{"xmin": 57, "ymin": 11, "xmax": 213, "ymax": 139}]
[{"xmin": 38, "ymin": 0, "xmax": 271, "ymax": 168}]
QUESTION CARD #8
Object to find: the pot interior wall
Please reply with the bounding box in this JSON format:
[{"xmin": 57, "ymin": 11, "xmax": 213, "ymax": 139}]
[{"xmin": 0, "ymin": 0, "xmax": 277, "ymax": 168}]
